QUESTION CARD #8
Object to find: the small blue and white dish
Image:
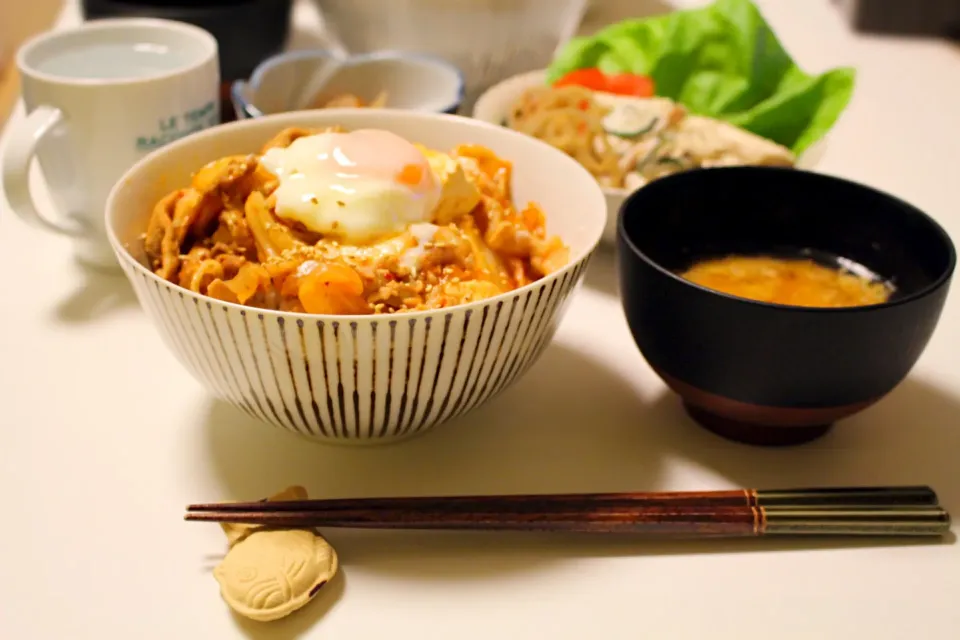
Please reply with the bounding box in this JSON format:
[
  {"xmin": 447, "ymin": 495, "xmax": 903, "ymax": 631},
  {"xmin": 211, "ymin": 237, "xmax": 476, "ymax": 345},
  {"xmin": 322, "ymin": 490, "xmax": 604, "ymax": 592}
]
[{"xmin": 231, "ymin": 50, "xmax": 465, "ymax": 119}]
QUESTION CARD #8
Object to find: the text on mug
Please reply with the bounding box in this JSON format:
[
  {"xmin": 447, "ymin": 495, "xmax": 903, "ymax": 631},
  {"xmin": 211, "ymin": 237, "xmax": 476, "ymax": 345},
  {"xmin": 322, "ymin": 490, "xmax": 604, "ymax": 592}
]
[{"xmin": 135, "ymin": 101, "xmax": 218, "ymax": 152}]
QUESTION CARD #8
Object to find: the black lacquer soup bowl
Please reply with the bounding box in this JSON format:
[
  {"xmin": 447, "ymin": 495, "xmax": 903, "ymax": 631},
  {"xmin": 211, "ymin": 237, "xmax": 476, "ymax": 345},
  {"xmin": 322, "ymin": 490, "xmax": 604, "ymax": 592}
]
[{"xmin": 617, "ymin": 167, "xmax": 955, "ymax": 446}]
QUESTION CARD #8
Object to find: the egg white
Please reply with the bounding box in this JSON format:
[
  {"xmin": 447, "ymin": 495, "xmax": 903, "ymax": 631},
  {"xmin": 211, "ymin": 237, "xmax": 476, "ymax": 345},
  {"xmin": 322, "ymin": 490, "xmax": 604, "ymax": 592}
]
[{"xmin": 261, "ymin": 132, "xmax": 482, "ymax": 245}]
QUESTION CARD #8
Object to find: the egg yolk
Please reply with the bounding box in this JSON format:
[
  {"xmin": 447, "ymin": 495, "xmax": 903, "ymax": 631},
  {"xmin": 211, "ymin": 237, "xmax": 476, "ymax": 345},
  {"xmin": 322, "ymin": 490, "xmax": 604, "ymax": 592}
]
[{"xmin": 260, "ymin": 129, "xmax": 441, "ymax": 243}]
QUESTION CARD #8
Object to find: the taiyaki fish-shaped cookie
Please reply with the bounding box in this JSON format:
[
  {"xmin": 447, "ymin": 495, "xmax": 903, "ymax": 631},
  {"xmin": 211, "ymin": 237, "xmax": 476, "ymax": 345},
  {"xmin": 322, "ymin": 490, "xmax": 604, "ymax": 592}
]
[{"xmin": 213, "ymin": 486, "xmax": 339, "ymax": 622}]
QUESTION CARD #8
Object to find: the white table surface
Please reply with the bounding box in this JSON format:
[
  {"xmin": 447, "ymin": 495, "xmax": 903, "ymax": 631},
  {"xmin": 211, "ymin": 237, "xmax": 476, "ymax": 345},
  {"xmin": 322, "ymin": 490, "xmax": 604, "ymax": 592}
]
[{"xmin": 2, "ymin": 1, "xmax": 959, "ymax": 638}]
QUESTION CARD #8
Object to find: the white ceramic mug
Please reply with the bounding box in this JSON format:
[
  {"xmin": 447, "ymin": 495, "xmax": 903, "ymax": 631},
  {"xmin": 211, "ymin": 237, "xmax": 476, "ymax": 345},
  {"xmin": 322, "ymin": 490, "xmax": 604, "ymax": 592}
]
[{"xmin": 2, "ymin": 18, "xmax": 220, "ymax": 267}]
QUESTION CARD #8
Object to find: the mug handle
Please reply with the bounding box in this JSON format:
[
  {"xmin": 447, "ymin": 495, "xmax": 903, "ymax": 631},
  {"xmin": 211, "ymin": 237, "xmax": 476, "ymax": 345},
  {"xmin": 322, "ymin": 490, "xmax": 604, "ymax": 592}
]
[{"xmin": 2, "ymin": 105, "xmax": 83, "ymax": 236}]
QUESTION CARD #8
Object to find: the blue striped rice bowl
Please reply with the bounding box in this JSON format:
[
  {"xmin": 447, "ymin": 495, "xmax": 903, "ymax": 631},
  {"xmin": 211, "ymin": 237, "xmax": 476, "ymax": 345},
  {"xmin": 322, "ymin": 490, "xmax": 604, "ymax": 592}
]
[{"xmin": 105, "ymin": 109, "xmax": 606, "ymax": 444}]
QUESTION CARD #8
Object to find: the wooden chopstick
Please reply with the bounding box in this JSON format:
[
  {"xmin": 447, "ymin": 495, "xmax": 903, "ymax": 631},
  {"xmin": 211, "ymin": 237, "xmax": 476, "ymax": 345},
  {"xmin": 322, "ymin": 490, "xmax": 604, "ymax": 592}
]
[
  {"xmin": 187, "ymin": 486, "xmax": 939, "ymax": 514},
  {"xmin": 186, "ymin": 505, "xmax": 951, "ymax": 536},
  {"xmin": 185, "ymin": 486, "xmax": 951, "ymax": 537}
]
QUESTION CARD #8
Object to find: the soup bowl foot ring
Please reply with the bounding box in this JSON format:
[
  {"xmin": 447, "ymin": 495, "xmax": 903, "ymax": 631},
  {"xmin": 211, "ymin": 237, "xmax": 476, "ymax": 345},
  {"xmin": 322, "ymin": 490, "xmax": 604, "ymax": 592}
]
[
  {"xmin": 682, "ymin": 402, "xmax": 833, "ymax": 447},
  {"xmin": 654, "ymin": 367, "xmax": 876, "ymax": 447}
]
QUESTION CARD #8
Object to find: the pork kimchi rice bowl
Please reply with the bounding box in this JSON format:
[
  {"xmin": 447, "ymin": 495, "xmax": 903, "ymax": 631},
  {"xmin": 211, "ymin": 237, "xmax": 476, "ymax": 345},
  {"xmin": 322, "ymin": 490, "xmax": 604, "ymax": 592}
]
[{"xmin": 106, "ymin": 109, "xmax": 605, "ymax": 443}]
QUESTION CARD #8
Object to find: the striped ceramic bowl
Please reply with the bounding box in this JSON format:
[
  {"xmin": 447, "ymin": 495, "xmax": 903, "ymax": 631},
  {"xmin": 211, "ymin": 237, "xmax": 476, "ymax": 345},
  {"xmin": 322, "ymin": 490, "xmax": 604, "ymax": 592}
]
[{"xmin": 105, "ymin": 109, "xmax": 605, "ymax": 444}]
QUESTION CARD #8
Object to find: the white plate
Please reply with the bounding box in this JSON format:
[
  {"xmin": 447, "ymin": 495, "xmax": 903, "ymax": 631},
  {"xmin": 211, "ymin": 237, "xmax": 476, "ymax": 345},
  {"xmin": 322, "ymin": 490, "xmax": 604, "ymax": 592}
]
[{"xmin": 474, "ymin": 69, "xmax": 828, "ymax": 245}]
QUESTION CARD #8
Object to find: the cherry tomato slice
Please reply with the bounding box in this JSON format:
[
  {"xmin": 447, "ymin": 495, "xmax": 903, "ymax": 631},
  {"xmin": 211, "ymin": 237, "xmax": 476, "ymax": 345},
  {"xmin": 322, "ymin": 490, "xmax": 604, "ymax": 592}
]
[
  {"xmin": 553, "ymin": 68, "xmax": 609, "ymax": 91},
  {"xmin": 605, "ymin": 73, "xmax": 656, "ymax": 98},
  {"xmin": 553, "ymin": 67, "xmax": 656, "ymax": 98}
]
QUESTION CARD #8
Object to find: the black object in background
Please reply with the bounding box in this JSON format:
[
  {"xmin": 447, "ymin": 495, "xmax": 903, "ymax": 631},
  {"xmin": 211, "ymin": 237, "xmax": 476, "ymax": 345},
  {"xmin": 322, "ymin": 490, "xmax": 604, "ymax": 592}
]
[
  {"xmin": 834, "ymin": 0, "xmax": 960, "ymax": 39},
  {"xmin": 80, "ymin": 0, "xmax": 294, "ymax": 121}
]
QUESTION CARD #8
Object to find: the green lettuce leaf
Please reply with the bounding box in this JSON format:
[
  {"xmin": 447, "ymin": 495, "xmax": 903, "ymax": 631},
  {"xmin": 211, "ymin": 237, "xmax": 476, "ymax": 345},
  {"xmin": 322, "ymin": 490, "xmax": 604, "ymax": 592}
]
[{"xmin": 547, "ymin": 0, "xmax": 855, "ymax": 154}]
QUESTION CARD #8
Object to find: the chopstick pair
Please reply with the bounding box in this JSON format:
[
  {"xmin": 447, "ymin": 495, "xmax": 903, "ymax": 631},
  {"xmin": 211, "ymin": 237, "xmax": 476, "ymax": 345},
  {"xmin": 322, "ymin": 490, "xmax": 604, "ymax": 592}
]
[{"xmin": 185, "ymin": 486, "xmax": 952, "ymax": 538}]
